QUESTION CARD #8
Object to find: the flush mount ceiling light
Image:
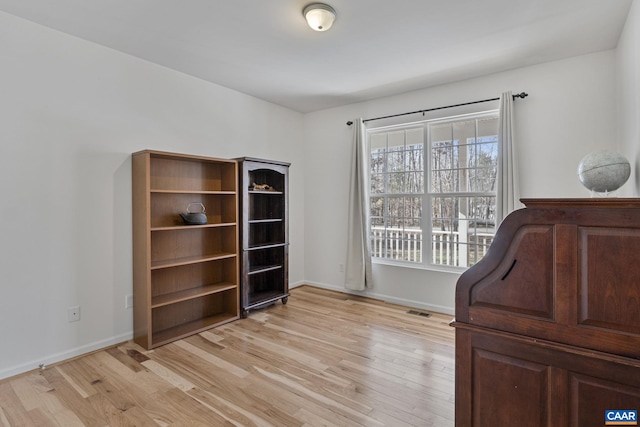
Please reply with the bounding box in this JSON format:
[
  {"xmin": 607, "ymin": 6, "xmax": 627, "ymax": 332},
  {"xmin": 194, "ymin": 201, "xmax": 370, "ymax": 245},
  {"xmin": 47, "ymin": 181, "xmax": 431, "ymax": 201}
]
[{"xmin": 303, "ymin": 3, "xmax": 336, "ymax": 32}]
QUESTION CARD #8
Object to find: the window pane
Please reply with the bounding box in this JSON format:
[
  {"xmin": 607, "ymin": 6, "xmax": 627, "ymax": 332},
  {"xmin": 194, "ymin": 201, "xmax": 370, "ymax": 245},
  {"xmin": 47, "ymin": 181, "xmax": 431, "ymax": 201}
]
[
  {"xmin": 384, "ymin": 230, "xmax": 402, "ymax": 259},
  {"xmin": 406, "ymin": 127, "xmax": 423, "ymax": 146},
  {"xmin": 430, "ymin": 195, "xmax": 496, "ymax": 267},
  {"xmin": 370, "ymin": 196, "xmax": 384, "ymax": 218},
  {"xmin": 407, "ymin": 171, "xmax": 423, "ymax": 193},
  {"xmin": 387, "ymin": 196, "xmax": 403, "ymax": 219},
  {"xmin": 453, "ymin": 120, "xmax": 476, "ymax": 147},
  {"xmin": 431, "ymin": 142, "xmax": 462, "ymax": 193},
  {"xmin": 387, "ymin": 172, "xmax": 406, "ymax": 193},
  {"xmin": 388, "ymin": 151, "xmax": 405, "ymax": 172},
  {"xmin": 477, "ymin": 117, "xmax": 499, "ymax": 138},
  {"xmin": 406, "ymin": 145, "xmax": 424, "ymax": 172},
  {"xmin": 431, "ymin": 119, "xmax": 498, "ymax": 195},
  {"xmin": 431, "ymin": 123, "xmax": 452, "ymax": 142},
  {"xmin": 467, "ymin": 136, "xmax": 497, "ymax": 192},
  {"xmin": 388, "ymin": 131, "xmax": 405, "ymax": 150},
  {"xmin": 371, "ymin": 215, "xmax": 384, "ymax": 226},
  {"xmin": 432, "ymin": 196, "xmax": 457, "ymax": 223},
  {"xmin": 370, "ymin": 133, "xmax": 387, "ymax": 150},
  {"xmin": 370, "ymin": 217, "xmax": 385, "ymax": 258},
  {"xmin": 382, "ymin": 221, "xmax": 423, "ymax": 262},
  {"xmin": 371, "ymin": 173, "xmax": 384, "ymax": 194},
  {"xmin": 432, "ymin": 169, "xmax": 458, "ymax": 193},
  {"xmin": 404, "ymin": 196, "xmax": 422, "ymax": 222},
  {"xmin": 367, "ymin": 111, "xmax": 498, "ymax": 267},
  {"xmin": 371, "ymin": 151, "xmax": 385, "ymax": 173}
]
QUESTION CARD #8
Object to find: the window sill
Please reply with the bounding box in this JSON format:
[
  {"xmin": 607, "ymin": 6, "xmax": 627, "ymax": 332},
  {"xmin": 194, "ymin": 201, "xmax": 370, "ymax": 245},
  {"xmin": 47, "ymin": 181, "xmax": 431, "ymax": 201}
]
[{"xmin": 372, "ymin": 257, "xmax": 466, "ymax": 274}]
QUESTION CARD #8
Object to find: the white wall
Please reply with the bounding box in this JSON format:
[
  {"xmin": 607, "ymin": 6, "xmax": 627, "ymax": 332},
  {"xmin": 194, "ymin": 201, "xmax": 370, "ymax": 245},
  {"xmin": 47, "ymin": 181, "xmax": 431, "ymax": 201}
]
[
  {"xmin": 303, "ymin": 50, "xmax": 619, "ymax": 315},
  {"xmin": 0, "ymin": 12, "xmax": 305, "ymax": 379},
  {"xmin": 617, "ymin": 0, "xmax": 640, "ymax": 197}
]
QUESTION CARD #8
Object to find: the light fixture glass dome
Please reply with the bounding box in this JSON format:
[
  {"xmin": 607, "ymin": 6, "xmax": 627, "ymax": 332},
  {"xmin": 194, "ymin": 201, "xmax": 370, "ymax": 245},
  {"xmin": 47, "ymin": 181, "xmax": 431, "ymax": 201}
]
[{"xmin": 303, "ymin": 3, "xmax": 336, "ymax": 32}]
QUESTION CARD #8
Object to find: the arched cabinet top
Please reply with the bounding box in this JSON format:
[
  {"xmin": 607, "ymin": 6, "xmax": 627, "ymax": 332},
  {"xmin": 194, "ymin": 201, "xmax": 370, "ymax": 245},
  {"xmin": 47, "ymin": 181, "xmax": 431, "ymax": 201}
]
[{"xmin": 454, "ymin": 198, "xmax": 640, "ymax": 359}]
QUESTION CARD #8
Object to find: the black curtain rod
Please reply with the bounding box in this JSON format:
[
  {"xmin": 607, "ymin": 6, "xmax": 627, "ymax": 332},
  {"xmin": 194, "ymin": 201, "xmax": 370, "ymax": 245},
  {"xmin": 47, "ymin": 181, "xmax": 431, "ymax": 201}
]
[{"xmin": 346, "ymin": 92, "xmax": 528, "ymax": 126}]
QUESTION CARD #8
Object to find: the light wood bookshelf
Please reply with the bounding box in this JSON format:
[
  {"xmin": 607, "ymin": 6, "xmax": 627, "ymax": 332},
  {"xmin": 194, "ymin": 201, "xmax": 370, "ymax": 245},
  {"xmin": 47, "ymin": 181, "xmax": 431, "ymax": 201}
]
[{"xmin": 132, "ymin": 150, "xmax": 239, "ymax": 349}]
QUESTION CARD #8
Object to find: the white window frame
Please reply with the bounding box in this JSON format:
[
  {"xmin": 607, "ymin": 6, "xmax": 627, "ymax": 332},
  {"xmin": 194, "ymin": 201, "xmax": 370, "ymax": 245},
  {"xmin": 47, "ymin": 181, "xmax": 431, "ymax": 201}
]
[{"xmin": 367, "ymin": 110, "xmax": 500, "ymax": 271}]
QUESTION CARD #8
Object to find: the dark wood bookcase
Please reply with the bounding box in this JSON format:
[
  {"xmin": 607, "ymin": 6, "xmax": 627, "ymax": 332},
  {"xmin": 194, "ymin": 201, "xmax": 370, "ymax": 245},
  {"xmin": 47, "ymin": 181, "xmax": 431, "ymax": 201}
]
[{"xmin": 237, "ymin": 157, "xmax": 290, "ymax": 317}]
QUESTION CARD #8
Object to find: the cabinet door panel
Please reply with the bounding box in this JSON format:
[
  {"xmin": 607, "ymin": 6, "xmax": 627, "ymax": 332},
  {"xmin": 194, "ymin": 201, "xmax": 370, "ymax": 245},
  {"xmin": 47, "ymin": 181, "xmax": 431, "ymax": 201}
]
[
  {"xmin": 456, "ymin": 326, "xmax": 640, "ymax": 427},
  {"xmin": 578, "ymin": 227, "xmax": 640, "ymax": 336},
  {"xmin": 472, "ymin": 348, "xmax": 551, "ymax": 427},
  {"xmin": 470, "ymin": 225, "xmax": 555, "ymax": 319},
  {"xmin": 570, "ymin": 373, "xmax": 640, "ymax": 427}
]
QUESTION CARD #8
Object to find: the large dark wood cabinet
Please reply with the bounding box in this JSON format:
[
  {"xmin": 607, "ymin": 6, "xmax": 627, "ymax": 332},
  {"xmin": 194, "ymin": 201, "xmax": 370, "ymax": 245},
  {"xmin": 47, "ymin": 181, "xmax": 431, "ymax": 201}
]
[
  {"xmin": 237, "ymin": 157, "xmax": 290, "ymax": 318},
  {"xmin": 453, "ymin": 199, "xmax": 640, "ymax": 427}
]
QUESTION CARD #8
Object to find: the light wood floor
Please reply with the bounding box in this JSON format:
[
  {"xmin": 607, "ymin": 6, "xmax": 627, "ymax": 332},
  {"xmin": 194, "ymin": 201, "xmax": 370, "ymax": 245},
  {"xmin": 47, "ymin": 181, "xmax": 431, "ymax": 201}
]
[{"xmin": 0, "ymin": 286, "xmax": 455, "ymax": 426}]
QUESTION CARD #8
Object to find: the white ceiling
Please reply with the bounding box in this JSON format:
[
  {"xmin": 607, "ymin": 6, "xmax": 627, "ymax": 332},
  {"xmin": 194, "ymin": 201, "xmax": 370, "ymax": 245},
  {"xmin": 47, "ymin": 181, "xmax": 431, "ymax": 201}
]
[{"xmin": 0, "ymin": 0, "xmax": 633, "ymax": 113}]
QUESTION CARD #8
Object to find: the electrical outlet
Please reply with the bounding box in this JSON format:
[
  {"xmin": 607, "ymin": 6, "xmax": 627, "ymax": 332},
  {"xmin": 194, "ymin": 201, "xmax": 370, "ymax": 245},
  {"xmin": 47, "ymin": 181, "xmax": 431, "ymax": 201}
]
[
  {"xmin": 125, "ymin": 294, "xmax": 133, "ymax": 309},
  {"xmin": 68, "ymin": 306, "xmax": 80, "ymax": 322}
]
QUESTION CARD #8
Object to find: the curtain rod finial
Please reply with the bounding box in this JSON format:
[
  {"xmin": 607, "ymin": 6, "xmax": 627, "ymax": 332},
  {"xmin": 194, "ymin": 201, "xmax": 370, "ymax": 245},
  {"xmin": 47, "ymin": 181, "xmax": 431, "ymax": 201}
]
[
  {"xmin": 514, "ymin": 92, "xmax": 528, "ymax": 99},
  {"xmin": 346, "ymin": 121, "xmax": 353, "ymax": 126}
]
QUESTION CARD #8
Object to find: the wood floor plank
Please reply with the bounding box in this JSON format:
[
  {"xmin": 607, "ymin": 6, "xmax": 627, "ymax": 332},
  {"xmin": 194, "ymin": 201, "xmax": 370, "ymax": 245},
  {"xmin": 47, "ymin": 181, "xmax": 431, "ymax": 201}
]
[
  {"xmin": 139, "ymin": 359, "xmax": 196, "ymax": 392},
  {"xmin": 24, "ymin": 408, "xmax": 60, "ymax": 427},
  {"xmin": 50, "ymin": 408, "xmax": 86, "ymax": 427},
  {"xmin": 0, "ymin": 381, "xmax": 39, "ymax": 426},
  {"xmin": 104, "ymin": 347, "xmax": 146, "ymax": 373},
  {"xmin": 0, "ymin": 286, "xmax": 454, "ymax": 426},
  {"xmin": 0, "ymin": 407, "xmax": 11, "ymax": 427},
  {"xmin": 10, "ymin": 373, "xmax": 52, "ymax": 412},
  {"xmin": 174, "ymin": 340, "xmax": 250, "ymax": 379},
  {"xmin": 253, "ymin": 365, "xmax": 385, "ymax": 426},
  {"xmin": 41, "ymin": 367, "xmax": 108, "ymax": 427},
  {"xmin": 188, "ymin": 386, "xmax": 284, "ymax": 427},
  {"xmin": 85, "ymin": 393, "xmax": 135, "ymax": 427},
  {"xmin": 143, "ymin": 344, "xmax": 242, "ymax": 392}
]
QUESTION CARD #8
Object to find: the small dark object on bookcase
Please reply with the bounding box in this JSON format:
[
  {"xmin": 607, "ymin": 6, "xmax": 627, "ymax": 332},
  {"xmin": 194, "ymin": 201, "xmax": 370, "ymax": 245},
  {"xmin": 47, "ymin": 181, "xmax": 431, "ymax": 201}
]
[{"xmin": 179, "ymin": 202, "xmax": 207, "ymax": 225}]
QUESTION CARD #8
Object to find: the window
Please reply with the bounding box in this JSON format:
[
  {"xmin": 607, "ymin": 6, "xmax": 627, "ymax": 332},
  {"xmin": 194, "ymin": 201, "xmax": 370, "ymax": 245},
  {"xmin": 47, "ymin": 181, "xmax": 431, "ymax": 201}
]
[{"xmin": 368, "ymin": 111, "xmax": 499, "ymax": 269}]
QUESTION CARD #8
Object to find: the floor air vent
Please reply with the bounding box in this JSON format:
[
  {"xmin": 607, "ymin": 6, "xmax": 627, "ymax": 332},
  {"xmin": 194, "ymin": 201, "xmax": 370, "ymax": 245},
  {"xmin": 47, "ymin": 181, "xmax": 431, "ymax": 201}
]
[{"xmin": 407, "ymin": 310, "xmax": 432, "ymax": 318}]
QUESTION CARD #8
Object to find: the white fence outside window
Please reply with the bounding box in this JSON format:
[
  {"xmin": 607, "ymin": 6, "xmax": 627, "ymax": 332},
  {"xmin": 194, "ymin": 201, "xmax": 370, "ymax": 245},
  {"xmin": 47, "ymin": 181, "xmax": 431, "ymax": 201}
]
[{"xmin": 370, "ymin": 226, "xmax": 494, "ymax": 267}]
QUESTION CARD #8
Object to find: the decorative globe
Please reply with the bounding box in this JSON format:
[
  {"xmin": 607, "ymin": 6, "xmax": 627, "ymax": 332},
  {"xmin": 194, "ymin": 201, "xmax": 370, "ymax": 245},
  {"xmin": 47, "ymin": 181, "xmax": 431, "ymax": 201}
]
[{"xmin": 577, "ymin": 150, "xmax": 631, "ymax": 193}]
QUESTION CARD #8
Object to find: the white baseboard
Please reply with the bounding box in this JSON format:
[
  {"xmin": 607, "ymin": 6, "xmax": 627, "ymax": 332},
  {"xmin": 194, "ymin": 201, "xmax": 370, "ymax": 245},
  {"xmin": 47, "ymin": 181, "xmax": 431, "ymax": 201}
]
[
  {"xmin": 289, "ymin": 280, "xmax": 306, "ymax": 289},
  {"xmin": 300, "ymin": 280, "xmax": 455, "ymax": 316},
  {"xmin": 0, "ymin": 331, "xmax": 133, "ymax": 381}
]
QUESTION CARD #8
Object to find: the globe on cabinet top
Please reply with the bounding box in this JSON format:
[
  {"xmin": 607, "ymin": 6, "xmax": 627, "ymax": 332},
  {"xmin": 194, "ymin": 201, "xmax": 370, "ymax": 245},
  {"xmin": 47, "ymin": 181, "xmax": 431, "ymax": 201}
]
[{"xmin": 577, "ymin": 150, "xmax": 631, "ymax": 194}]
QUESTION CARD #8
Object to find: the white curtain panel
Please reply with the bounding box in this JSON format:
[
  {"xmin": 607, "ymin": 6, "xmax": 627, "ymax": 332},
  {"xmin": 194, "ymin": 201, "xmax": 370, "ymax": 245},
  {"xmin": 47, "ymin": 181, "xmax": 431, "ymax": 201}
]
[
  {"xmin": 497, "ymin": 91, "xmax": 523, "ymax": 224},
  {"xmin": 345, "ymin": 118, "xmax": 372, "ymax": 290}
]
